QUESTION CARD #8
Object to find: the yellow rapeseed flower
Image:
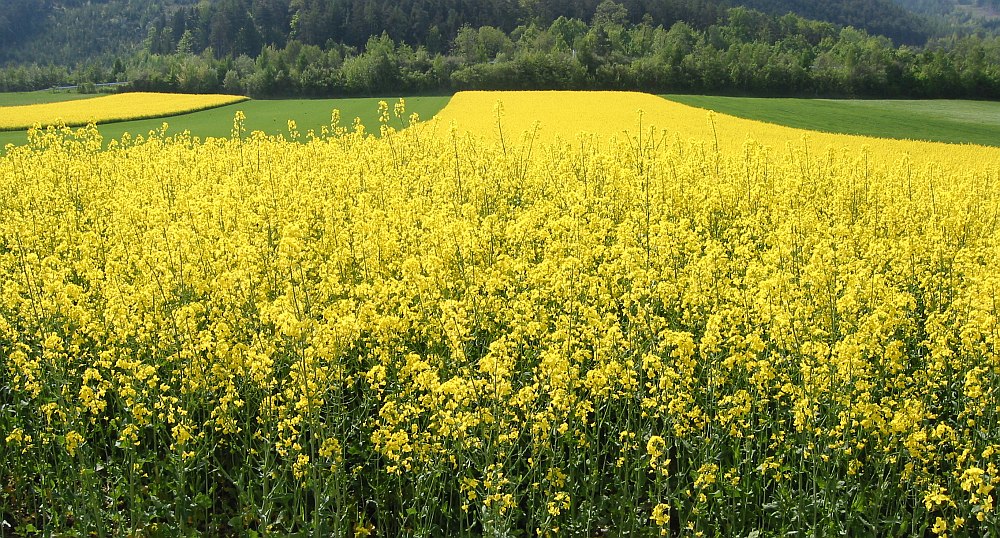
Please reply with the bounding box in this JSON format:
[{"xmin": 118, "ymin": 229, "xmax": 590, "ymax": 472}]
[{"xmin": 0, "ymin": 92, "xmax": 248, "ymax": 131}]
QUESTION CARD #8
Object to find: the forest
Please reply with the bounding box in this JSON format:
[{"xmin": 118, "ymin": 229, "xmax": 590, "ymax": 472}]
[{"xmin": 0, "ymin": 0, "xmax": 999, "ymax": 99}]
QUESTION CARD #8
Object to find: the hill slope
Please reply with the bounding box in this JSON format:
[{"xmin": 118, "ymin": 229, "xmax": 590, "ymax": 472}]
[
  {"xmin": 0, "ymin": 0, "xmax": 953, "ymax": 66},
  {"xmin": 733, "ymin": 0, "xmax": 931, "ymax": 44},
  {"xmin": 0, "ymin": 0, "xmax": 197, "ymax": 65}
]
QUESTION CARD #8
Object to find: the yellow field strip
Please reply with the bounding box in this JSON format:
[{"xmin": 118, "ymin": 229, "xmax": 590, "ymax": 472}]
[
  {"xmin": 432, "ymin": 90, "xmax": 1000, "ymax": 170},
  {"xmin": 0, "ymin": 92, "xmax": 249, "ymax": 131}
]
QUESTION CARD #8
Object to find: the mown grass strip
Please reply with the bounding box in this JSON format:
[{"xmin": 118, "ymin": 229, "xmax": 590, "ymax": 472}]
[
  {"xmin": 0, "ymin": 90, "xmax": 99, "ymax": 107},
  {"xmin": 663, "ymin": 94, "xmax": 1000, "ymax": 147},
  {"xmin": 0, "ymin": 96, "xmax": 452, "ymax": 149}
]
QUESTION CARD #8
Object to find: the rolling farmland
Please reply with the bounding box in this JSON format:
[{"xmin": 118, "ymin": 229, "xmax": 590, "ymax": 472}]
[{"xmin": 1, "ymin": 91, "xmax": 999, "ymax": 536}]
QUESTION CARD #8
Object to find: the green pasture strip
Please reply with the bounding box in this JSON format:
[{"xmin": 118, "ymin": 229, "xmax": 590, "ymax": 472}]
[
  {"xmin": 0, "ymin": 90, "xmax": 99, "ymax": 107},
  {"xmin": 0, "ymin": 96, "xmax": 451, "ymax": 149},
  {"xmin": 663, "ymin": 95, "xmax": 1000, "ymax": 147}
]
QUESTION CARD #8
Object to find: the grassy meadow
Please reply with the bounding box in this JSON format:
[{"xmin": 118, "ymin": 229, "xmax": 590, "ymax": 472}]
[
  {"xmin": 0, "ymin": 89, "xmax": 99, "ymax": 107},
  {"xmin": 5, "ymin": 92, "xmax": 998, "ymax": 149},
  {"xmin": 0, "ymin": 96, "xmax": 451, "ymax": 149},
  {"xmin": 2, "ymin": 90, "xmax": 1000, "ymax": 537},
  {"xmin": 664, "ymin": 95, "xmax": 1000, "ymax": 146}
]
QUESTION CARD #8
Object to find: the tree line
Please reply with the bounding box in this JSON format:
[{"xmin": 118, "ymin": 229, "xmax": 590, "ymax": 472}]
[
  {"xmin": 137, "ymin": 0, "xmax": 935, "ymax": 57},
  {"xmin": 2, "ymin": 3, "xmax": 999, "ymax": 99},
  {"xmin": 1, "ymin": 0, "xmax": 938, "ymax": 66}
]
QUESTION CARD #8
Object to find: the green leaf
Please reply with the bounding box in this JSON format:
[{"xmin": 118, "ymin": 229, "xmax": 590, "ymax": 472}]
[{"xmin": 194, "ymin": 492, "xmax": 213, "ymax": 508}]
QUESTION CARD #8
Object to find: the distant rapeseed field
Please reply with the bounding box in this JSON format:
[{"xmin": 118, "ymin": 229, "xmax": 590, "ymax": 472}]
[
  {"xmin": 1, "ymin": 95, "xmax": 998, "ymax": 536},
  {"xmin": 0, "ymin": 92, "xmax": 248, "ymax": 131},
  {"xmin": 436, "ymin": 90, "xmax": 998, "ymax": 168}
]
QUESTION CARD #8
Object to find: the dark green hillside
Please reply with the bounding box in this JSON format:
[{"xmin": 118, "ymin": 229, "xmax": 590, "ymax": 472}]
[
  {"xmin": 895, "ymin": 0, "xmax": 1000, "ymax": 33},
  {"xmin": 0, "ymin": 0, "xmax": 198, "ymax": 65},
  {"xmin": 2, "ymin": 0, "xmax": 999, "ymax": 99},
  {"xmin": 0, "ymin": 0, "xmax": 952, "ymax": 66},
  {"xmin": 896, "ymin": 0, "xmax": 1000, "ymax": 19},
  {"xmin": 735, "ymin": 0, "xmax": 931, "ymax": 44}
]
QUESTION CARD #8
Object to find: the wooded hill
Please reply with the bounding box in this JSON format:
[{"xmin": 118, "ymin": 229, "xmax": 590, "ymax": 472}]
[
  {"xmin": 1, "ymin": 0, "xmax": 999, "ymax": 99},
  {"xmin": 1, "ymin": 0, "xmax": 987, "ymax": 65}
]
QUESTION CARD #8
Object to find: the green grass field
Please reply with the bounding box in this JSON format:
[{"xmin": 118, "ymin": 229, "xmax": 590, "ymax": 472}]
[
  {"xmin": 4, "ymin": 92, "xmax": 999, "ymax": 149},
  {"xmin": 0, "ymin": 89, "xmax": 99, "ymax": 107},
  {"xmin": 664, "ymin": 95, "xmax": 1000, "ymax": 146},
  {"xmin": 0, "ymin": 96, "xmax": 451, "ymax": 149}
]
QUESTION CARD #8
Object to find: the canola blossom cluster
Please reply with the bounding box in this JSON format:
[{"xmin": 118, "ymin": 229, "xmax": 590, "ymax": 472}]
[
  {"xmin": 0, "ymin": 92, "xmax": 248, "ymax": 131},
  {"xmin": 1, "ymin": 95, "xmax": 999, "ymax": 537}
]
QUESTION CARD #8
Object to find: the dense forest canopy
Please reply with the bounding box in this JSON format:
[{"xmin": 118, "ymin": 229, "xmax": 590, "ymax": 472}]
[
  {"xmin": 1, "ymin": 0, "xmax": 988, "ymax": 64},
  {"xmin": 897, "ymin": 0, "xmax": 1000, "ymax": 16},
  {"xmin": 0, "ymin": 0, "xmax": 999, "ymax": 99}
]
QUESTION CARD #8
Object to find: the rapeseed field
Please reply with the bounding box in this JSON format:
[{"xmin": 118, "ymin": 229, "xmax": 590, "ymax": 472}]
[
  {"xmin": 436, "ymin": 90, "xmax": 998, "ymax": 168},
  {"xmin": 0, "ymin": 92, "xmax": 248, "ymax": 131},
  {"xmin": 1, "ymin": 94, "xmax": 998, "ymax": 537}
]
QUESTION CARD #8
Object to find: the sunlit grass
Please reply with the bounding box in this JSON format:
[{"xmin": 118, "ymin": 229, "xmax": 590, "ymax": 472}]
[{"xmin": 664, "ymin": 94, "xmax": 1000, "ymax": 147}]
